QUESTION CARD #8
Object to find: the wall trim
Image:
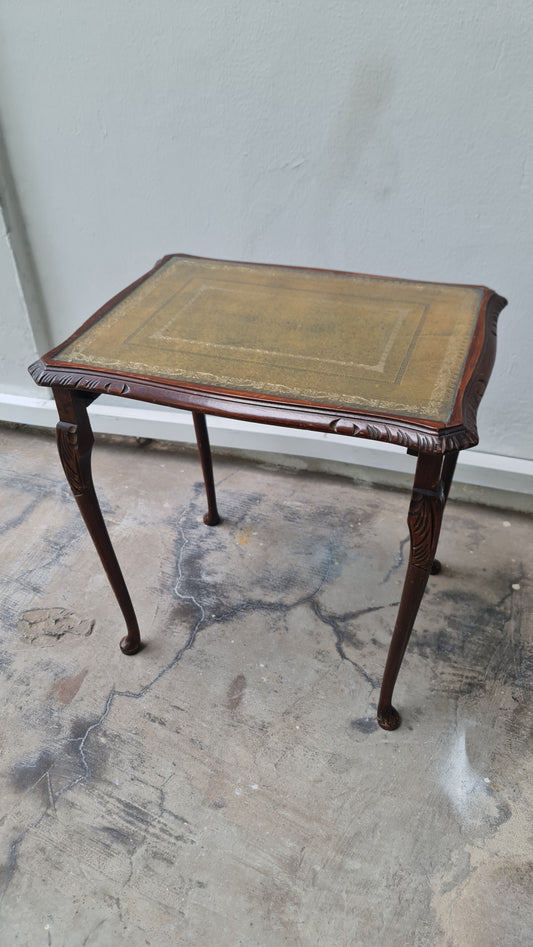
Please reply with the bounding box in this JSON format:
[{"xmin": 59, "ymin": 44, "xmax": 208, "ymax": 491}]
[{"xmin": 2, "ymin": 392, "xmax": 532, "ymax": 512}]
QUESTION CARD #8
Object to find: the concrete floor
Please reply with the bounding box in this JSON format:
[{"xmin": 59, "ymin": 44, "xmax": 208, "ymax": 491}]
[{"xmin": 0, "ymin": 423, "xmax": 532, "ymax": 947}]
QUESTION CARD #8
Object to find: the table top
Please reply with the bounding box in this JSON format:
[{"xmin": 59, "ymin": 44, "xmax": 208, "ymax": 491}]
[{"xmin": 29, "ymin": 255, "xmax": 506, "ymax": 454}]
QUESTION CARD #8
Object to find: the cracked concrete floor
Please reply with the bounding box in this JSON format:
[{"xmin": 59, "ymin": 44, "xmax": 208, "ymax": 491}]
[{"xmin": 1, "ymin": 423, "xmax": 532, "ymax": 947}]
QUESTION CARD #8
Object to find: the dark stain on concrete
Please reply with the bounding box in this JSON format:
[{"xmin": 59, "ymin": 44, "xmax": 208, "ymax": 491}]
[
  {"xmin": 383, "ymin": 534, "xmax": 409, "ymax": 583},
  {"xmin": 11, "ymin": 749, "xmax": 55, "ymax": 806},
  {"xmin": 173, "ymin": 488, "xmax": 363, "ymax": 620},
  {"xmin": 100, "ymin": 825, "xmax": 138, "ymax": 856},
  {"xmin": 10, "ymin": 720, "xmax": 113, "ymax": 816},
  {"xmin": 69, "ymin": 716, "xmax": 95, "ymax": 742},
  {"xmin": 226, "ymin": 674, "xmax": 247, "ymax": 710},
  {"xmin": 413, "ymin": 578, "xmax": 532, "ymax": 698},
  {"xmin": 66, "ymin": 714, "xmax": 111, "ymax": 783},
  {"xmin": 0, "ymin": 495, "xmax": 43, "ymax": 536},
  {"xmin": 164, "ymin": 487, "xmax": 402, "ymax": 702},
  {"xmin": 351, "ymin": 716, "xmax": 379, "ymax": 734}
]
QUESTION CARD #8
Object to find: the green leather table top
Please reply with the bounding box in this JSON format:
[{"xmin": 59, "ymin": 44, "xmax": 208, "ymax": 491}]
[{"xmin": 55, "ymin": 256, "xmax": 485, "ymax": 423}]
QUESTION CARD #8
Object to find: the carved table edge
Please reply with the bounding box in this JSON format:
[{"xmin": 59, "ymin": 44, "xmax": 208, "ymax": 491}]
[{"xmin": 28, "ymin": 358, "xmax": 477, "ymax": 454}]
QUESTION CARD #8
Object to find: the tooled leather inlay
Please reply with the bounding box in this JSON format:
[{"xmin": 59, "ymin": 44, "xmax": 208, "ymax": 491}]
[{"xmin": 53, "ymin": 257, "xmax": 484, "ymax": 422}]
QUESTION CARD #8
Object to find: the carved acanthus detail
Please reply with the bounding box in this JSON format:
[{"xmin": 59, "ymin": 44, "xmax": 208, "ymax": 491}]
[
  {"xmin": 29, "ymin": 361, "xmax": 130, "ymax": 394},
  {"xmin": 332, "ymin": 418, "xmax": 360, "ymax": 436},
  {"xmin": 331, "ymin": 415, "xmax": 474, "ymax": 453},
  {"xmin": 56, "ymin": 422, "xmax": 85, "ymax": 495},
  {"xmin": 407, "ymin": 486, "xmax": 445, "ymax": 571}
]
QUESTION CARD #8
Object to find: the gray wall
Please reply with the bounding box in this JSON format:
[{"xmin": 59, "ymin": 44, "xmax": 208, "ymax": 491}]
[{"xmin": 1, "ymin": 2, "xmax": 532, "ymax": 496}]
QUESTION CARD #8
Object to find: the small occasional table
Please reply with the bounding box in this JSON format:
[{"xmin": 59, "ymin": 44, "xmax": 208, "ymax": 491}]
[{"xmin": 29, "ymin": 255, "xmax": 506, "ymax": 730}]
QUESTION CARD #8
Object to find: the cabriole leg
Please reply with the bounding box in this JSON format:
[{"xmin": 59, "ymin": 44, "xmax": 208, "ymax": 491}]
[
  {"xmin": 430, "ymin": 449, "xmax": 458, "ymax": 574},
  {"xmin": 53, "ymin": 387, "xmax": 142, "ymax": 655},
  {"xmin": 192, "ymin": 411, "xmax": 220, "ymax": 526},
  {"xmin": 377, "ymin": 452, "xmax": 446, "ymax": 730}
]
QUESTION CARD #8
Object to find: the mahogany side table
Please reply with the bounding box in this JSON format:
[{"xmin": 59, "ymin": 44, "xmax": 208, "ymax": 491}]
[{"xmin": 29, "ymin": 255, "xmax": 506, "ymax": 730}]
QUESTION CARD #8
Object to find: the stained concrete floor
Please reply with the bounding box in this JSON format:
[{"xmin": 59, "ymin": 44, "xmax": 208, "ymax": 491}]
[{"xmin": 0, "ymin": 423, "xmax": 532, "ymax": 947}]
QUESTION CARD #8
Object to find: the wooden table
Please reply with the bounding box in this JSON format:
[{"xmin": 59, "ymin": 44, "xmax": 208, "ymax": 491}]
[{"xmin": 29, "ymin": 255, "xmax": 506, "ymax": 730}]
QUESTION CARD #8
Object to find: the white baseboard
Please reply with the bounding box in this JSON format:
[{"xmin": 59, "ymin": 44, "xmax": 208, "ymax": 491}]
[{"xmin": 2, "ymin": 392, "xmax": 532, "ymax": 512}]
